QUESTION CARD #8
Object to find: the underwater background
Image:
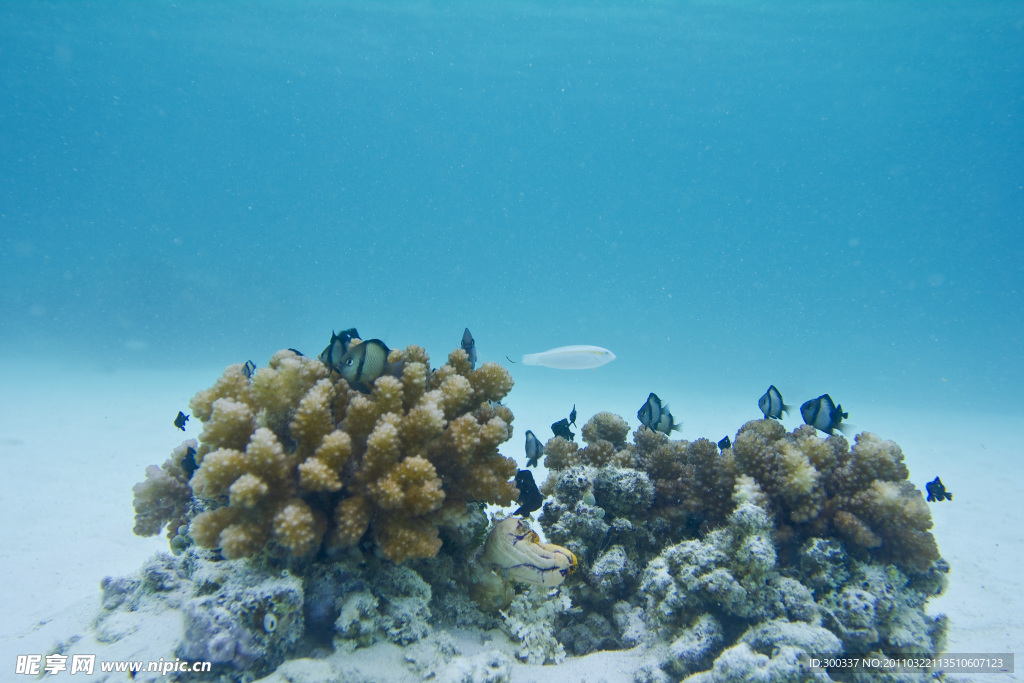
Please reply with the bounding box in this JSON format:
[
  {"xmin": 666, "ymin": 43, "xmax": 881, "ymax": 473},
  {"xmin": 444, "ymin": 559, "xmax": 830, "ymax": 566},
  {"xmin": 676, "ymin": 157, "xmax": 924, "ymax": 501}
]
[
  {"xmin": 2, "ymin": 1, "xmax": 1021, "ymax": 418},
  {"xmin": 1, "ymin": 3, "xmax": 1023, "ymax": 680}
]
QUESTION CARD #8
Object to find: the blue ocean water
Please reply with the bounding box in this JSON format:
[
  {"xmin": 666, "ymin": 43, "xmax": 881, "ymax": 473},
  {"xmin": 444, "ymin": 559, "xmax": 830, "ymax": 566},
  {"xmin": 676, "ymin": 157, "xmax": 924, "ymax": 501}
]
[{"xmin": 2, "ymin": 1, "xmax": 1022, "ymax": 420}]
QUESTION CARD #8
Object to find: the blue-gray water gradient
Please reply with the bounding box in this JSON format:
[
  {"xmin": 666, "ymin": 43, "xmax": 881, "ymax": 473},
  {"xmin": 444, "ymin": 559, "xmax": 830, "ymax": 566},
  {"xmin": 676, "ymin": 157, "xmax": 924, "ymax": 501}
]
[{"xmin": 2, "ymin": 1, "xmax": 1021, "ymax": 418}]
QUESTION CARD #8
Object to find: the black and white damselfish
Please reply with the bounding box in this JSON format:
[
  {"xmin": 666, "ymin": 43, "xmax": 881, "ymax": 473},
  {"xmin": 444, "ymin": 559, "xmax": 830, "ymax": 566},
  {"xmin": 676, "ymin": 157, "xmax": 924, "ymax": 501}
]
[
  {"xmin": 638, "ymin": 392, "xmax": 681, "ymax": 435},
  {"xmin": 800, "ymin": 394, "xmax": 848, "ymax": 435},
  {"xmin": 337, "ymin": 339, "xmax": 391, "ymax": 393},
  {"xmin": 461, "ymin": 328, "xmax": 477, "ymax": 370},
  {"xmin": 758, "ymin": 385, "xmax": 791, "ymax": 420},
  {"xmin": 525, "ymin": 430, "xmax": 544, "ymax": 468},
  {"xmin": 319, "ymin": 328, "xmax": 361, "ymax": 371}
]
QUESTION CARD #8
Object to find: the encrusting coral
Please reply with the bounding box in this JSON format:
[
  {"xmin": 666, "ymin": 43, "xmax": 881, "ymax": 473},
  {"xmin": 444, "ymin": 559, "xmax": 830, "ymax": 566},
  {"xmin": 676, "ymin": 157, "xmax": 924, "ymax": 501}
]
[{"xmin": 134, "ymin": 345, "xmax": 519, "ymax": 563}]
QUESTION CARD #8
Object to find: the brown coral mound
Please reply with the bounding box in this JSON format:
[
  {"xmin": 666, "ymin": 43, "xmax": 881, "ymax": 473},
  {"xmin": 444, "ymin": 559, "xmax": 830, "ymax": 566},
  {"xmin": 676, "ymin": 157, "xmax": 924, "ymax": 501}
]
[
  {"xmin": 543, "ymin": 413, "xmax": 940, "ymax": 572},
  {"xmin": 134, "ymin": 347, "xmax": 519, "ymax": 563},
  {"xmin": 632, "ymin": 428, "xmax": 738, "ymax": 534},
  {"xmin": 731, "ymin": 421, "xmax": 939, "ymax": 570}
]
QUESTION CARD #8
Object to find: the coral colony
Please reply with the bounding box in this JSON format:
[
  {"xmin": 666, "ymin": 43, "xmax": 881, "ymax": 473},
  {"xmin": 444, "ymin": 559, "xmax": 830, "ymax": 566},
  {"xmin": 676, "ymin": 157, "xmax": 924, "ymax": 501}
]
[{"xmin": 122, "ymin": 337, "xmax": 949, "ymax": 681}]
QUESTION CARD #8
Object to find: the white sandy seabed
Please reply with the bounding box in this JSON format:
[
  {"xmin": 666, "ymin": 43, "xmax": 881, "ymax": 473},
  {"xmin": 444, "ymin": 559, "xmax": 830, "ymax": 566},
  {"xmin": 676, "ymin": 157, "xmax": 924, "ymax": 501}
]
[{"xmin": 0, "ymin": 361, "xmax": 1020, "ymax": 682}]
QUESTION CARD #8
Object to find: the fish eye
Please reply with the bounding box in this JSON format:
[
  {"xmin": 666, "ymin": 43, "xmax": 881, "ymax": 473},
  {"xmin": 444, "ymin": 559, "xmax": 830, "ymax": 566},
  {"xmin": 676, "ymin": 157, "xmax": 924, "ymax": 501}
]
[{"xmin": 345, "ymin": 358, "xmax": 354, "ymax": 366}]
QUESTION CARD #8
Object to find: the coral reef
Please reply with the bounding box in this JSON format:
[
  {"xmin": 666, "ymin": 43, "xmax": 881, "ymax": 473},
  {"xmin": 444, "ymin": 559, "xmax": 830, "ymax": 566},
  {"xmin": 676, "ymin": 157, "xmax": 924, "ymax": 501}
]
[
  {"xmin": 538, "ymin": 413, "xmax": 948, "ymax": 677},
  {"xmin": 133, "ymin": 346, "xmax": 519, "ymax": 563},
  {"xmin": 90, "ymin": 546, "xmax": 519, "ymax": 682},
  {"xmin": 543, "ymin": 415, "xmax": 940, "ymax": 573},
  {"xmin": 641, "ymin": 504, "xmax": 819, "ymax": 632},
  {"xmin": 637, "ymin": 502, "xmax": 945, "ymax": 680},
  {"xmin": 121, "ymin": 368, "xmax": 950, "ymax": 681},
  {"xmin": 500, "ymin": 587, "xmax": 572, "ymax": 665},
  {"xmin": 730, "ymin": 421, "xmax": 940, "ymax": 570},
  {"xmin": 333, "ymin": 564, "xmax": 432, "ymax": 647},
  {"xmin": 94, "ymin": 551, "xmax": 304, "ymax": 677}
]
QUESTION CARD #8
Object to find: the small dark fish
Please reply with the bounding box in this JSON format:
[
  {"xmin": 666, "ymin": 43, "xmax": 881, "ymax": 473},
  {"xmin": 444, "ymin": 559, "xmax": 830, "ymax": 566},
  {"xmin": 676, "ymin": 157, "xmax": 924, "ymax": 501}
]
[
  {"xmin": 638, "ymin": 393, "xmax": 661, "ymax": 430},
  {"xmin": 569, "ymin": 404, "xmax": 577, "ymax": 428},
  {"xmin": 505, "ymin": 355, "xmax": 516, "ymax": 363},
  {"xmin": 287, "ymin": 348, "xmax": 305, "ymax": 357},
  {"xmin": 461, "ymin": 328, "xmax": 477, "ymax": 370},
  {"xmin": 319, "ymin": 328, "xmax": 361, "ymax": 370},
  {"xmin": 638, "ymin": 392, "xmax": 680, "ymax": 435},
  {"xmin": 800, "ymin": 394, "xmax": 848, "ymax": 434},
  {"xmin": 525, "ymin": 430, "xmax": 544, "ymax": 467},
  {"xmin": 181, "ymin": 446, "xmax": 198, "ymax": 479},
  {"xmin": 338, "ymin": 339, "xmax": 391, "ymax": 393},
  {"xmin": 173, "ymin": 411, "xmax": 189, "ymax": 431},
  {"xmin": 513, "ymin": 469, "xmax": 544, "ymax": 516},
  {"xmin": 758, "ymin": 385, "xmax": 791, "ymax": 420},
  {"xmin": 242, "ymin": 360, "xmax": 256, "ymax": 379},
  {"xmin": 718, "ymin": 436, "xmax": 732, "ymax": 451},
  {"xmin": 551, "ymin": 418, "xmax": 575, "ymax": 441},
  {"xmin": 926, "ymin": 477, "xmax": 952, "ymax": 502}
]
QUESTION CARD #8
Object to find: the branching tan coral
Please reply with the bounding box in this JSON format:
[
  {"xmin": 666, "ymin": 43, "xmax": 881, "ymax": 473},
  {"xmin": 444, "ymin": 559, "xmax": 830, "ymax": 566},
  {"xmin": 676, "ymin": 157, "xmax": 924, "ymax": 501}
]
[
  {"xmin": 331, "ymin": 495, "xmax": 371, "ymax": 547},
  {"xmin": 250, "ymin": 350, "xmax": 330, "ymax": 436},
  {"xmin": 446, "ymin": 348, "xmax": 473, "ymax": 377},
  {"xmin": 468, "ymin": 362, "xmax": 514, "ymax": 403},
  {"xmin": 189, "ymin": 506, "xmax": 240, "ymax": 549},
  {"xmin": 369, "ymin": 455, "xmax": 445, "ymax": 515},
  {"xmin": 374, "ymin": 516, "xmax": 442, "ymax": 564},
  {"xmin": 273, "ymin": 499, "xmax": 325, "ymax": 555},
  {"xmin": 136, "ymin": 344, "xmax": 521, "ymax": 564},
  {"xmin": 438, "ymin": 374, "xmax": 474, "ymax": 419},
  {"xmin": 229, "ymin": 473, "xmax": 269, "ymax": 508},
  {"xmin": 189, "ymin": 364, "xmax": 255, "ymax": 422},
  {"xmin": 190, "ymin": 448, "xmax": 246, "ymax": 498},
  {"xmin": 371, "ymin": 376, "xmax": 404, "ymax": 416},
  {"xmin": 290, "ymin": 378, "xmax": 336, "ymax": 457},
  {"xmin": 393, "ymin": 344, "xmax": 430, "ymax": 365},
  {"xmin": 400, "ymin": 362, "xmax": 428, "ymax": 408},
  {"xmin": 581, "ymin": 412, "xmax": 630, "ymax": 449},
  {"xmin": 132, "ymin": 441, "xmax": 194, "ymax": 539},
  {"xmin": 297, "ymin": 456, "xmax": 342, "ymax": 492},
  {"xmin": 195, "ymin": 398, "xmax": 256, "ymax": 457},
  {"xmin": 542, "ymin": 436, "xmax": 581, "ymax": 470},
  {"xmin": 220, "ymin": 520, "xmax": 268, "ymax": 559}
]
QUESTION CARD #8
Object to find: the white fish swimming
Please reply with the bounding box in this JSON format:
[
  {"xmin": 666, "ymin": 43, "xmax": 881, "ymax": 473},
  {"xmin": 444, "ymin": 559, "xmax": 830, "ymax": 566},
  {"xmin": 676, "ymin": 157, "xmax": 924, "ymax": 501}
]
[{"xmin": 522, "ymin": 345, "xmax": 616, "ymax": 369}]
